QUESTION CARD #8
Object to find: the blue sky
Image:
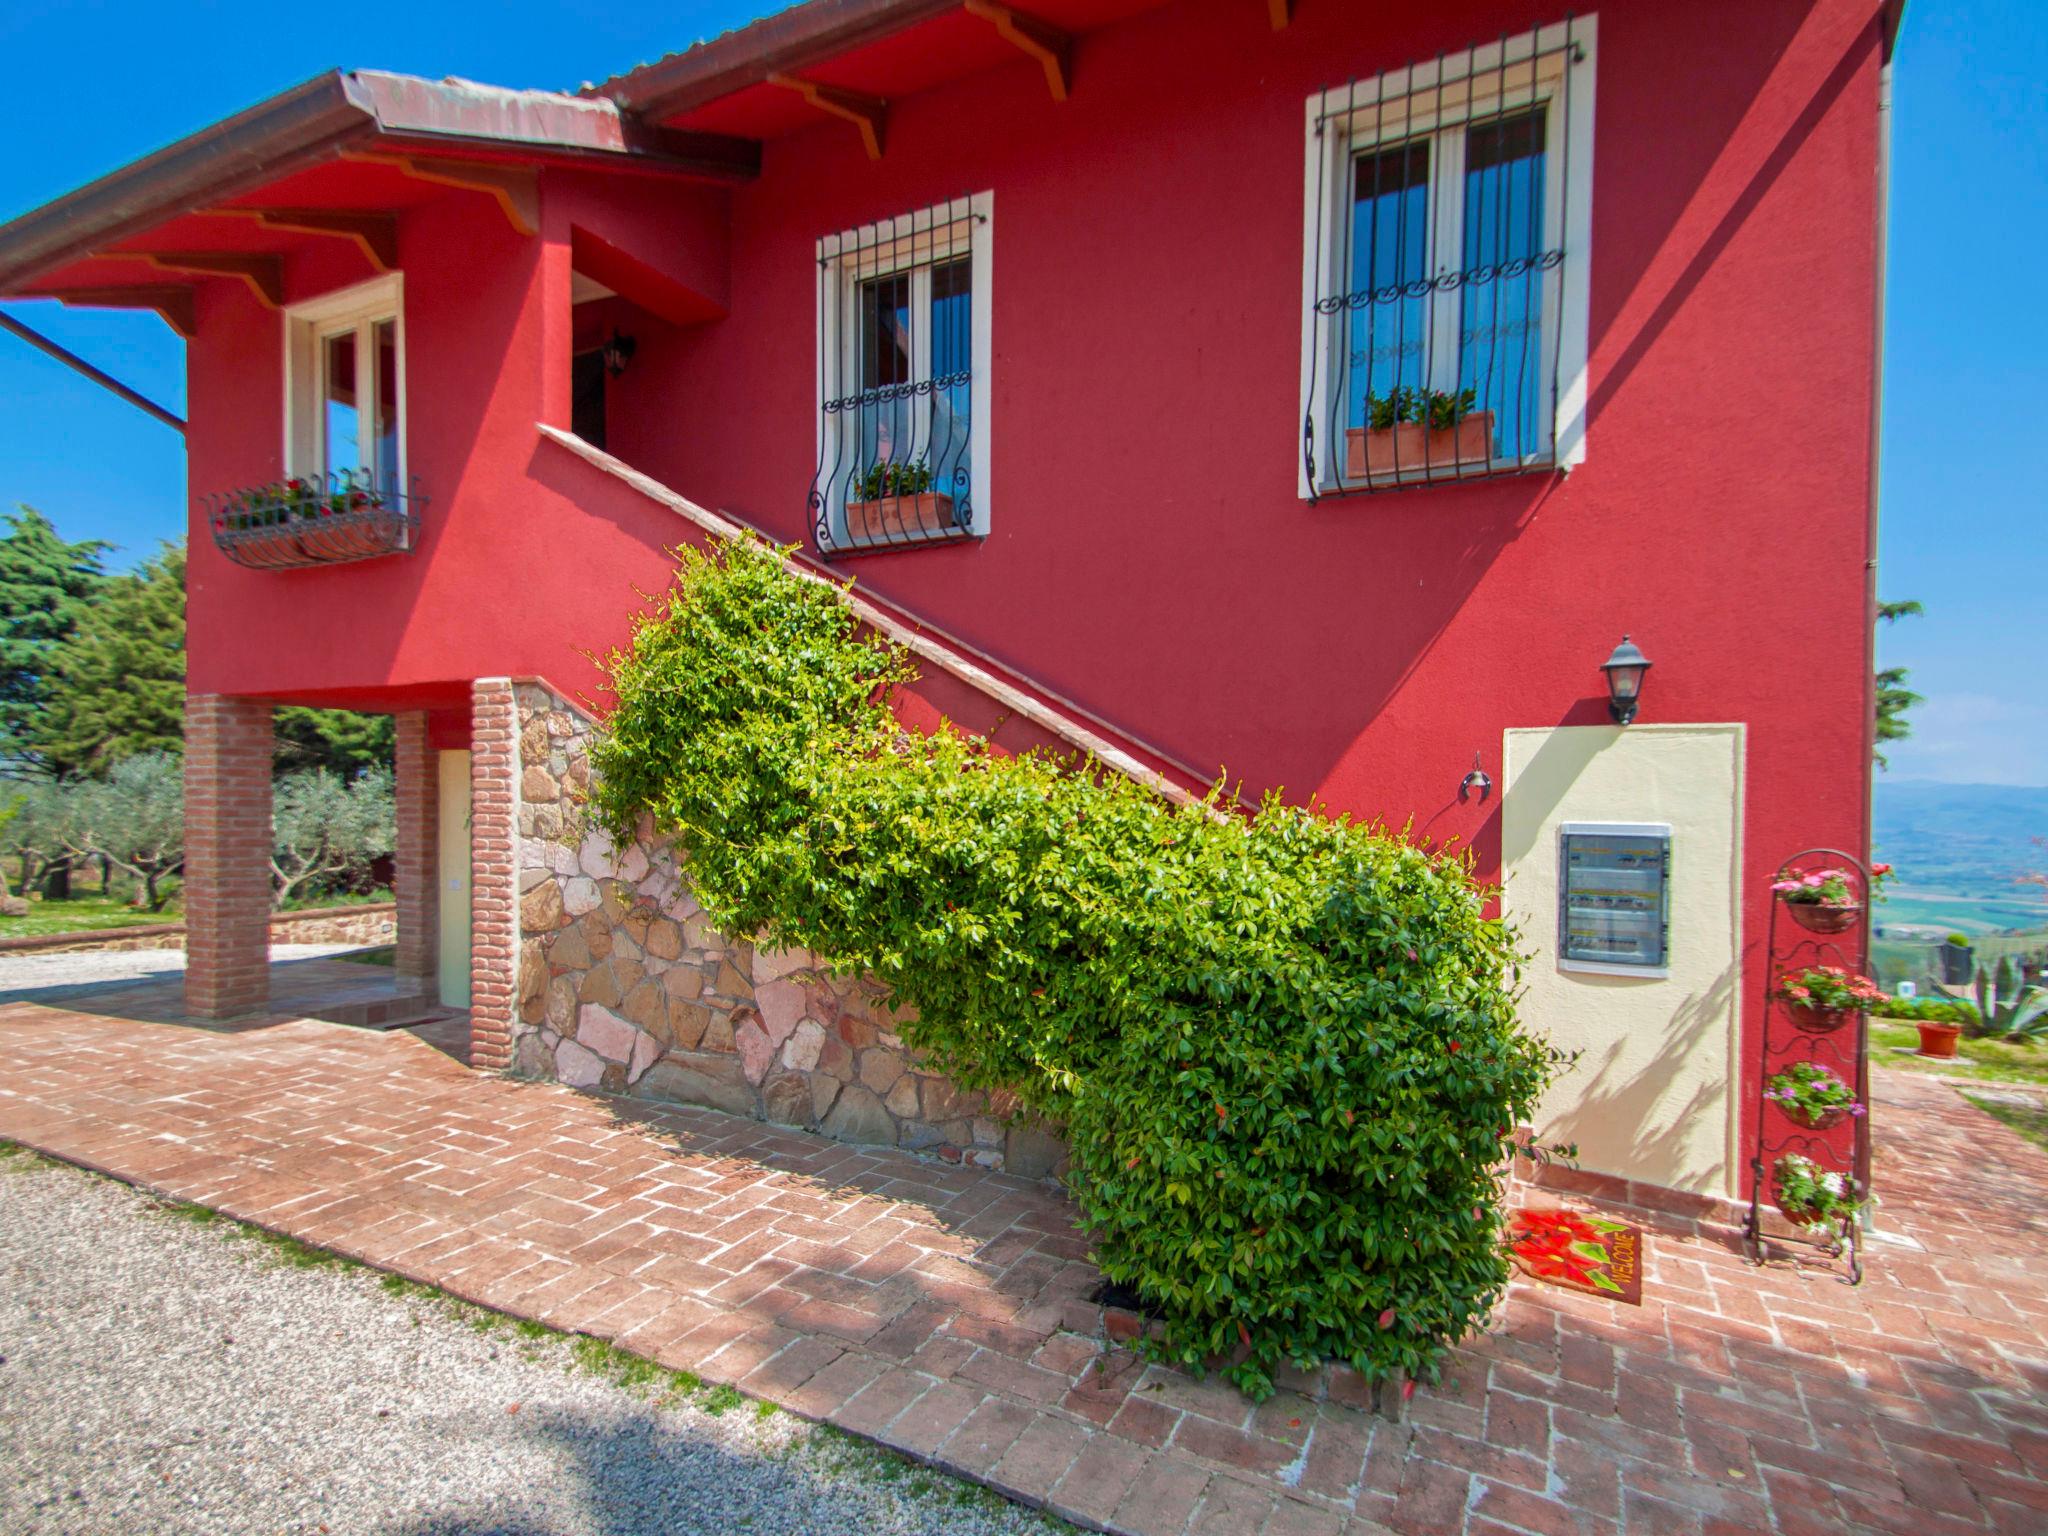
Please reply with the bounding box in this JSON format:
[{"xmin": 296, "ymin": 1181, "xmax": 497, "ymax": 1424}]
[{"xmin": 0, "ymin": 1, "xmax": 2041, "ymax": 785}]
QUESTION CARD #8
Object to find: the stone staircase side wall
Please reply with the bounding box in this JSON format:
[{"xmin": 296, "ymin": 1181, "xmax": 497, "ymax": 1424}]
[{"xmin": 506, "ymin": 681, "xmax": 1066, "ymax": 1179}]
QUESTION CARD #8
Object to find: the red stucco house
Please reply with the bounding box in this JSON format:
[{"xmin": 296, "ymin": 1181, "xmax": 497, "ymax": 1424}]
[{"xmin": 0, "ymin": 0, "xmax": 1901, "ymax": 1210}]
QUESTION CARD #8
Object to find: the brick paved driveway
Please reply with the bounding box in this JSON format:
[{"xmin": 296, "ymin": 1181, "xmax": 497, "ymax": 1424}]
[{"xmin": 1, "ymin": 989, "xmax": 2042, "ymax": 1535}]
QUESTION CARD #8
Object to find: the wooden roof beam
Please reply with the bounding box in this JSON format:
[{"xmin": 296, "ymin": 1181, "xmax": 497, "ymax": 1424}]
[
  {"xmin": 201, "ymin": 207, "xmax": 399, "ymax": 272},
  {"xmin": 963, "ymin": 0, "xmax": 1072, "ymax": 102},
  {"xmin": 1269, "ymin": 0, "xmax": 1292, "ymax": 28},
  {"xmin": 340, "ymin": 151, "xmax": 539, "ymax": 236},
  {"xmin": 766, "ymin": 73, "xmax": 887, "ymax": 161},
  {"xmin": 134, "ymin": 251, "xmax": 283, "ymax": 307},
  {"xmin": 51, "ymin": 285, "xmax": 197, "ymax": 338}
]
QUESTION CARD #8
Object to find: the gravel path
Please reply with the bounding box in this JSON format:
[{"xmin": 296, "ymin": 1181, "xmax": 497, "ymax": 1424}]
[
  {"xmin": 0, "ymin": 945, "xmax": 373, "ymax": 1001},
  {"xmin": 0, "ymin": 1146, "xmax": 1069, "ymax": 1536}
]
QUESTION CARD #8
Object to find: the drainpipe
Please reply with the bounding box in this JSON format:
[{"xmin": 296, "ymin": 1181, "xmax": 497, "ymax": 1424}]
[
  {"xmin": 1863, "ymin": 26, "xmax": 1895, "ymax": 850},
  {"xmin": 1860, "ymin": 6, "xmax": 1900, "ymax": 1229}
]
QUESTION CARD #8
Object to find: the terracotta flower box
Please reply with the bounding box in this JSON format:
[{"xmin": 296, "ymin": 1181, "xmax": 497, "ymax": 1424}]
[
  {"xmin": 1778, "ymin": 1102, "xmax": 1850, "ymax": 1132},
  {"xmin": 1784, "ymin": 901, "xmax": 1861, "ymax": 936},
  {"xmin": 846, "ymin": 492, "xmax": 958, "ymax": 544},
  {"xmin": 1346, "ymin": 411, "xmax": 1494, "ymax": 480},
  {"xmin": 212, "ymin": 499, "xmax": 414, "ymax": 570},
  {"xmin": 1774, "ymin": 1195, "xmax": 1830, "ymax": 1229},
  {"xmin": 1786, "ymin": 1002, "xmax": 1855, "ymax": 1036}
]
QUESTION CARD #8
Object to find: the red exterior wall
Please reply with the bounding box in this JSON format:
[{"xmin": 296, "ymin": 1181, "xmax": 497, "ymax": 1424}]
[{"xmin": 176, "ymin": 0, "xmax": 1885, "ymax": 1182}]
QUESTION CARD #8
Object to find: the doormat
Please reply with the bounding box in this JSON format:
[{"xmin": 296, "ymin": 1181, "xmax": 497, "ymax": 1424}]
[{"xmin": 1508, "ymin": 1206, "xmax": 1645, "ymax": 1304}]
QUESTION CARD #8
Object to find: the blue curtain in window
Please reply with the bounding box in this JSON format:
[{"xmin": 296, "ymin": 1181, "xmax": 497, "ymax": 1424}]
[
  {"xmin": 1347, "ymin": 141, "xmax": 1430, "ymax": 431},
  {"xmin": 1460, "ymin": 109, "xmax": 1547, "ymax": 460},
  {"xmin": 929, "ymin": 259, "xmax": 972, "ymax": 505}
]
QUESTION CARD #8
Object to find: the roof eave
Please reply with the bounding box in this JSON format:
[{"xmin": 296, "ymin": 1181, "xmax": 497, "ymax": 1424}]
[
  {"xmin": 0, "ymin": 69, "xmax": 759, "ymax": 297},
  {"xmin": 0, "ymin": 71, "xmax": 369, "ymax": 294},
  {"xmin": 596, "ymin": 0, "xmax": 960, "ymax": 120}
]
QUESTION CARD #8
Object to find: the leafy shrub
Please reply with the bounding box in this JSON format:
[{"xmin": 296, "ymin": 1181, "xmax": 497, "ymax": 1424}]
[
  {"xmin": 853, "ymin": 460, "xmax": 935, "ymax": 501},
  {"xmin": 1771, "ymin": 1152, "xmax": 1864, "ymax": 1237},
  {"xmin": 1365, "ymin": 386, "xmax": 1478, "ymax": 431},
  {"xmin": 1872, "ymin": 996, "xmax": 1978, "ymax": 1025},
  {"xmin": 590, "ymin": 535, "xmax": 1555, "ymax": 1397},
  {"xmin": 1763, "ymin": 1061, "xmax": 1863, "ymax": 1125},
  {"xmin": 1773, "ymin": 965, "xmax": 1885, "ymax": 1012}
]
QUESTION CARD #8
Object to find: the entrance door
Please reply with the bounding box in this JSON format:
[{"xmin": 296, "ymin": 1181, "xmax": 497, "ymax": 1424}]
[{"xmin": 436, "ymin": 750, "xmax": 472, "ymax": 1008}]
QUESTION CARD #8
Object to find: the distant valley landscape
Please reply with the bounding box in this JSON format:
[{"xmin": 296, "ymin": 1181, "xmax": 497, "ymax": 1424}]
[{"xmin": 1871, "ymin": 779, "xmax": 2048, "ymax": 937}]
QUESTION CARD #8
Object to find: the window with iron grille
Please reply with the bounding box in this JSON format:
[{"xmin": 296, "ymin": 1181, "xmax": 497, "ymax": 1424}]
[
  {"xmin": 810, "ymin": 193, "xmax": 992, "ymax": 556},
  {"xmin": 1298, "ymin": 17, "xmax": 1595, "ymax": 500}
]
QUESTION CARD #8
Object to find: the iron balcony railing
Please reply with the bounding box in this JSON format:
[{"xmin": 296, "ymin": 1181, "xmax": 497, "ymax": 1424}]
[
  {"xmin": 808, "ymin": 194, "xmax": 982, "ymax": 558},
  {"xmin": 204, "ymin": 471, "xmax": 423, "ymax": 570},
  {"xmin": 1302, "ymin": 21, "xmax": 1586, "ymax": 500}
]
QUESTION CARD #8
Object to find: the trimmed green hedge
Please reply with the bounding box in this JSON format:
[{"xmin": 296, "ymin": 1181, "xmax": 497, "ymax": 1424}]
[
  {"xmin": 592, "ymin": 536, "xmax": 1556, "ymax": 1396},
  {"xmin": 1872, "ymin": 996, "xmax": 1979, "ymax": 1025}
]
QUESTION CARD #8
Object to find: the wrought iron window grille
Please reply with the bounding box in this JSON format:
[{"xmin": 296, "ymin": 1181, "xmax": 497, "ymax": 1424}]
[
  {"xmin": 809, "ymin": 193, "xmax": 989, "ymax": 558},
  {"xmin": 204, "ymin": 469, "xmax": 424, "ymax": 570},
  {"xmin": 1300, "ymin": 18, "xmax": 1591, "ymax": 502}
]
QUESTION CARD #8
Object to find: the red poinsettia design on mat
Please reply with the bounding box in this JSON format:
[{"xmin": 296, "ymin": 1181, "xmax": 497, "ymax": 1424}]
[{"xmin": 1507, "ymin": 1207, "xmax": 1641, "ymax": 1301}]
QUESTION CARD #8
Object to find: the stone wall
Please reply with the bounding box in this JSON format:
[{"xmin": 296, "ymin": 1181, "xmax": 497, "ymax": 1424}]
[{"xmin": 506, "ymin": 680, "xmax": 1065, "ymax": 1180}]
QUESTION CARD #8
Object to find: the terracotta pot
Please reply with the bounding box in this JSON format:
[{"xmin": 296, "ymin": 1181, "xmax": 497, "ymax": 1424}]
[
  {"xmin": 1345, "ymin": 411, "xmax": 1494, "ymax": 480},
  {"xmin": 1915, "ymin": 1020, "xmax": 1963, "ymax": 1059},
  {"xmin": 1783, "ymin": 900, "xmax": 1861, "ymax": 936},
  {"xmin": 1774, "ymin": 1195, "xmax": 1830, "ymax": 1229},
  {"xmin": 1778, "ymin": 1102, "xmax": 1849, "ymax": 1132},
  {"xmin": 846, "ymin": 491, "xmax": 958, "ymax": 544},
  {"xmin": 1785, "ymin": 1002, "xmax": 1854, "ymax": 1035}
]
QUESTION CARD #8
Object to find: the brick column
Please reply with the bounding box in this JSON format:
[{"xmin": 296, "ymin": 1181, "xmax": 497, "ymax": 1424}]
[
  {"xmin": 392, "ymin": 712, "xmax": 439, "ymax": 990},
  {"xmin": 183, "ymin": 694, "xmax": 274, "ymax": 1020},
  {"xmin": 468, "ymin": 680, "xmax": 518, "ymax": 1070}
]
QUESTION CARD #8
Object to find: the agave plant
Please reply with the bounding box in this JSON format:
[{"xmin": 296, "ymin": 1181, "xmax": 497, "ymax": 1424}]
[{"xmin": 1972, "ymin": 958, "xmax": 2048, "ymax": 1040}]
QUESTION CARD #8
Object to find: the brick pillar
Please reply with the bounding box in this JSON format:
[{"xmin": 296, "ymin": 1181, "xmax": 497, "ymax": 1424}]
[
  {"xmin": 392, "ymin": 712, "xmax": 439, "ymax": 990},
  {"xmin": 183, "ymin": 694, "xmax": 274, "ymax": 1020},
  {"xmin": 468, "ymin": 679, "xmax": 518, "ymax": 1070}
]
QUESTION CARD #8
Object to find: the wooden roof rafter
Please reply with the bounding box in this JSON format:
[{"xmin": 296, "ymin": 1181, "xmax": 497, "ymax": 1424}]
[
  {"xmin": 766, "ymin": 73, "xmax": 888, "ymax": 160},
  {"xmin": 962, "ymin": 0, "xmax": 1073, "ymax": 101},
  {"xmin": 1268, "ymin": 0, "xmax": 1292, "ymax": 28},
  {"xmin": 50, "ymin": 285, "xmax": 198, "ymax": 338},
  {"xmin": 129, "ymin": 250, "xmax": 284, "ymax": 307},
  {"xmin": 200, "ymin": 206, "xmax": 400, "ymax": 272},
  {"xmin": 340, "ymin": 150, "xmax": 539, "ymax": 236}
]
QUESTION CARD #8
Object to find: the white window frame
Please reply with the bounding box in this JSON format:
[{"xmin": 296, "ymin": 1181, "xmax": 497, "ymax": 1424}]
[
  {"xmin": 282, "ymin": 271, "xmax": 407, "ymax": 491},
  {"xmin": 1297, "ymin": 16, "xmax": 1595, "ymax": 498},
  {"xmin": 815, "ymin": 192, "xmax": 993, "ymax": 543}
]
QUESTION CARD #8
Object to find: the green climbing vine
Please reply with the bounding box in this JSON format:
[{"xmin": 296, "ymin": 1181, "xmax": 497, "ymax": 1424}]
[{"xmin": 591, "ymin": 534, "xmax": 1556, "ymax": 1397}]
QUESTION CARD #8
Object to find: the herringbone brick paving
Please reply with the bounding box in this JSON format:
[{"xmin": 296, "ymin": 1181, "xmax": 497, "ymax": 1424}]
[{"xmin": 1, "ymin": 978, "xmax": 2042, "ymax": 1535}]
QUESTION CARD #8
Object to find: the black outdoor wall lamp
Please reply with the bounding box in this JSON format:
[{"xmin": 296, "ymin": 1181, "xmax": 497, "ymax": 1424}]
[
  {"xmin": 1601, "ymin": 634, "xmax": 1653, "ymax": 725},
  {"xmin": 601, "ymin": 329, "xmax": 638, "ymax": 377}
]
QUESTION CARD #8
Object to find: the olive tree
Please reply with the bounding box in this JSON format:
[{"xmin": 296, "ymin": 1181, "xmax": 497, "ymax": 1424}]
[
  {"xmin": 3, "ymin": 779, "xmax": 85, "ymax": 897},
  {"xmin": 270, "ymin": 766, "xmax": 395, "ymax": 907},
  {"xmin": 69, "ymin": 754, "xmax": 184, "ymax": 911}
]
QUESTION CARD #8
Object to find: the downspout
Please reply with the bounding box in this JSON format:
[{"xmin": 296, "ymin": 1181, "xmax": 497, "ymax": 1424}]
[
  {"xmin": 1863, "ymin": 17, "xmax": 1897, "ymax": 865},
  {"xmin": 1859, "ymin": 7, "xmax": 1899, "ymax": 1229},
  {"xmin": 0, "ymin": 309, "xmax": 185, "ymax": 433}
]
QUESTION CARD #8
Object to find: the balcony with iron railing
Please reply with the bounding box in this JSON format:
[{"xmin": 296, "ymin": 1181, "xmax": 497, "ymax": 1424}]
[{"xmin": 204, "ymin": 471, "xmax": 423, "ymax": 570}]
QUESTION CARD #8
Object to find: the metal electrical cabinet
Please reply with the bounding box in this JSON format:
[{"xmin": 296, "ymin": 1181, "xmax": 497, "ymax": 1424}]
[{"xmin": 1557, "ymin": 822, "xmax": 1672, "ymax": 977}]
